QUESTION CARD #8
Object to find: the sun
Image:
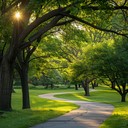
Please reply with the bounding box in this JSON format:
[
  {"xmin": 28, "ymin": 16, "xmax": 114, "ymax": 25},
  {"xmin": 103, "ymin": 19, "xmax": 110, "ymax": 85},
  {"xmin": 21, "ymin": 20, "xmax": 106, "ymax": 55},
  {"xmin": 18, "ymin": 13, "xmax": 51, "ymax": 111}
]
[{"xmin": 14, "ymin": 11, "xmax": 21, "ymax": 20}]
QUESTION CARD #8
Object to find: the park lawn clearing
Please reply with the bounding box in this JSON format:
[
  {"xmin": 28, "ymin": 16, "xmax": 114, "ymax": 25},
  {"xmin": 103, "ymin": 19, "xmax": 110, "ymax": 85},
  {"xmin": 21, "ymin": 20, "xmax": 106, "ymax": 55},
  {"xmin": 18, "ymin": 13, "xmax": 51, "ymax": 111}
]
[
  {"xmin": 55, "ymin": 85, "xmax": 128, "ymax": 128},
  {"xmin": 0, "ymin": 88, "xmax": 78, "ymax": 128}
]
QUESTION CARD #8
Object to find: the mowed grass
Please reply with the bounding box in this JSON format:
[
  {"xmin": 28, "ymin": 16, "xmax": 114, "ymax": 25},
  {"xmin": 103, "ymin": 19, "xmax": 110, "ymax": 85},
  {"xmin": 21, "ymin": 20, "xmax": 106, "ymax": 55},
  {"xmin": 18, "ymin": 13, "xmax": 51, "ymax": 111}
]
[
  {"xmin": 1, "ymin": 86, "xmax": 128, "ymax": 128},
  {"xmin": 0, "ymin": 87, "xmax": 79, "ymax": 128},
  {"xmin": 55, "ymin": 86, "xmax": 128, "ymax": 128}
]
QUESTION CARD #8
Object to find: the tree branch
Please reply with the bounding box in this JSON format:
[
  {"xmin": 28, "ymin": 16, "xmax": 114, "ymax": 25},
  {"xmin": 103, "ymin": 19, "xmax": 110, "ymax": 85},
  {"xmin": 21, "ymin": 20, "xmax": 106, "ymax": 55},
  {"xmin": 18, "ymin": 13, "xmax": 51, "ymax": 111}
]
[
  {"xmin": 125, "ymin": 89, "xmax": 128, "ymax": 94},
  {"xmin": 55, "ymin": 19, "xmax": 74, "ymax": 26},
  {"xmin": 113, "ymin": 87, "xmax": 122, "ymax": 95},
  {"xmin": 1, "ymin": 0, "xmax": 21, "ymax": 15},
  {"xmin": 81, "ymin": 5, "xmax": 128, "ymax": 11},
  {"xmin": 1, "ymin": 42, "xmax": 7, "ymax": 56},
  {"xmin": 19, "ymin": 7, "xmax": 66, "ymax": 44},
  {"xmin": 115, "ymin": 81, "xmax": 122, "ymax": 94},
  {"xmin": 28, "ymin": 55, "xmax": 50, "ymax": 62},
  {"xmin": 28, "ymin": 15, "xmax": 64, "ymax": 42},
  {"xmin": 61, "ymin": 13, "xmax": 128, "ymax": 38},
  {"xmin": 19, "ymin": 15, "xmax": 64, "ymax": 49},
  {"xmin": 25, "ymin": 46, "xmax": 36, "ymax": 62}
]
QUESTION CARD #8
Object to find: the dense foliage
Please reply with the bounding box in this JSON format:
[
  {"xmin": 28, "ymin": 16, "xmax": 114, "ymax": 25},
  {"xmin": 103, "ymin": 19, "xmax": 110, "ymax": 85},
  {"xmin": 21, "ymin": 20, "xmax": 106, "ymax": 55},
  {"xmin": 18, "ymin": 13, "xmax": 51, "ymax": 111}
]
[{"xmin": 0, "ymin": 0, "xmax": 127, "ymax": 110}]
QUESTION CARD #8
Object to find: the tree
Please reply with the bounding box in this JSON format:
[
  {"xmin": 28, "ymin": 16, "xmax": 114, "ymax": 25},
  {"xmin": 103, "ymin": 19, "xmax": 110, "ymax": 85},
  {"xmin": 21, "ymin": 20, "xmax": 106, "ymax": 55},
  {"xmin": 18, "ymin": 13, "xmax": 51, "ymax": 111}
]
[
  {"xmin": 15, "ymin": 46, "xmax": 36, "ymax": 109},
  {"xmin": 86, "ymin": 38, "xmax": 128, "ymax": 102},
  {"xmin": 0, "ymin": 0, "xmax": 127, "ymax": 111},
  {"xmin": 71, "ymin": 54, "xmax": 96, "ymax": 96},
  {"xmin": 0, "ymin": 0, "xmax": 71, "ymax": 111}
]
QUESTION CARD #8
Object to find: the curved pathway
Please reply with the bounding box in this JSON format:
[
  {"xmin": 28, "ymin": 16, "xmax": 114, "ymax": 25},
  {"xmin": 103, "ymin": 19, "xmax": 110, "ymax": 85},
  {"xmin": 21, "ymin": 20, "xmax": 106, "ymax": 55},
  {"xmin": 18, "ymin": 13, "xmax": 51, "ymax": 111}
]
[{"xmin": 31, "ymin": 92, "xmax": 114, "ymax": 128}]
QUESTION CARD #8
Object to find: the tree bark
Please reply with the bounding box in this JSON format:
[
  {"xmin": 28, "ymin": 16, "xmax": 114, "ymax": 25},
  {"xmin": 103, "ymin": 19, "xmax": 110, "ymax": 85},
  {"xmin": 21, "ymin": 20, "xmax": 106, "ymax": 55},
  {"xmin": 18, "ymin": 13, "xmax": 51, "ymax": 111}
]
[
  {"xmin": 75, "ymin": 84, "xmax": 78, "ymax": 90},
  {"xmin": 91, "ymin": 82, "xmax": 95, "ymax": 89},
  {"xmin": 111, "ymin": 81, "xmax": 115, "ymax": 89},
  {"xmin": 0, "ymin": 57, "xmax": 14, "ymax": 111},
  {"xmin": 85, "ymin": 81, "xmax": 90, "ymax": 96},
  {"xmin": 0, "ymin": 2, "xmax": 65, "ymax": 111},
  {"xmin": 18, "ymin": 63, "xmax": 30, "ymax": 109},
  {"xmin": 82, "ymin": 80, "xmax": 90, "ymax": 96},
  {"xmin": 121, "ymin": 84, "xmax": 127, "ymax": 102},
  {"xmin": 78, "ymin": 84, "xmax": 81, "ymax": 88},
  {"xmin": 0, "ymin": 17, "xmax": 21, "ymax": 111},
  {"xmin": 121, "ymin": 94, "xmax": 126, "ymax": 102}
]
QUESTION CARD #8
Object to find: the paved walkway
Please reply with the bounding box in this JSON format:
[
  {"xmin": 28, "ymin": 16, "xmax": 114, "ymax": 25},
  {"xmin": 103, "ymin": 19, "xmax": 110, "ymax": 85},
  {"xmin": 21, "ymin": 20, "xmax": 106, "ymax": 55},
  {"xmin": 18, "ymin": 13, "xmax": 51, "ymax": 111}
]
[{"xmin": 31, "ymin": 92, "xmax": 114, "ymax": 128}]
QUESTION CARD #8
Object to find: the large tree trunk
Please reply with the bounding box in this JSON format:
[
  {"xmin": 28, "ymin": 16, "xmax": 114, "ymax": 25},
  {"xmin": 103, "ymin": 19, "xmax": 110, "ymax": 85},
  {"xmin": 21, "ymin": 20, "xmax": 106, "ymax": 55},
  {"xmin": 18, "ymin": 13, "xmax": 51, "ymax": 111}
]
[
  {"xmin": 84, "ymin": 82, "xmax": 90, "ymax": 96},
  {"xmin": 0, "ymin": 57, "xmax": 14, "ymax": 111},
  {"xmin": 121, "ymin": 84, "xmax": 127, "ymax": 102},
  {"xmin": 75, "ymin": 84, "xmax": 78, "ymax": 90},
  {"xmin": 111, "ymin": 81, "xmax": 115, "ymax": 89},
  {"xmin": 15, "ymin": 59, "xmax": 30, "ymax": 109},
  {"xmin": 16, "ymin": 47, "xmax": 36, "ymax": 109},
  {"xmin": 18, "ymin": 63, "xmax": 30, "ymax": 109},
  {"xmin": 0, "ymin": 18, "xmax": 21, "ymax": 111},
  {"xmin": 82, "ymin": 80, "xmax": 90, "ymax": 96},
  {"xmin": 121, "ymin": 94, "xmax": 126, "ymax": 102},
  {"xmin": 115, "ymin": 82, "xmax": 127, "ymax": 102}
]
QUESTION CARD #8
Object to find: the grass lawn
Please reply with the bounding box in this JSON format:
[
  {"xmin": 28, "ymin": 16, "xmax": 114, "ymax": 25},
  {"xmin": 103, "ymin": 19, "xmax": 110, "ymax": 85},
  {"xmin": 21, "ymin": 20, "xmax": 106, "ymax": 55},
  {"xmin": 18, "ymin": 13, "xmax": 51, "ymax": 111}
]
[
  {"xmin": 55, "ymin": 85, "xmax": 128, "ymax": 128},
  {"xmin": 0, "ymin": 86, "xmax": 128, "ymax": 128},
  {"xmin": 0, "ymin": 87, "xmax": 79, "ymax": 128}
]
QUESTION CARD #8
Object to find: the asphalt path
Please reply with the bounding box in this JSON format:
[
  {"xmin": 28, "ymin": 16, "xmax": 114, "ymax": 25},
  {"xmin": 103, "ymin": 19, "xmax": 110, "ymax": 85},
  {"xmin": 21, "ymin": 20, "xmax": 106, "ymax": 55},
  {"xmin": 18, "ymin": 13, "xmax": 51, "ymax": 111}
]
[{"xmin": 31, "ymin": 92, "xmax": 114, "ymax": 128}]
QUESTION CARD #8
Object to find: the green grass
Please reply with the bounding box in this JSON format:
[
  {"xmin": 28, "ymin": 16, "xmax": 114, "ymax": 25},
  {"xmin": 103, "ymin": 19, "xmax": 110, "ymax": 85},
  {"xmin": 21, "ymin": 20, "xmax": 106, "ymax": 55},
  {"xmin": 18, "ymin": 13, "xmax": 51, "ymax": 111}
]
[
  {"xmin": 0, "ymin": 88, "xmax": 79, "ymax": 128},
  {"xmin": 55, "ymin": 85, "xmax": 128, "ymax": 128},
  {"xmin": 1, "ymin": 86, "xmax": 128, "ymax": 128}
]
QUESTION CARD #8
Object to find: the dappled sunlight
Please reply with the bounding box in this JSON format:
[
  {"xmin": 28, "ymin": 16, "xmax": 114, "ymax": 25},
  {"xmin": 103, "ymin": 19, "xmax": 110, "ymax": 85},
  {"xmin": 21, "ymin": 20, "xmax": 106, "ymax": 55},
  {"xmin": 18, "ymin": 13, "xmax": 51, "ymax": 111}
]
[
  {"xmin": 32, "ymin": 105, "xmax": 77, "ymax": 113},
  {"xmin": 49, "ymin": 105, "xmax": 77, "ymax": 112},
  {"xmin": 10, "ymin": 88, "xmax": 128, "ymax": 128},
  {"xmin": 55, "ymin": 93, "xmax": 90, "ymax": 101},
  {"xmin": 100, "ymin": 114, "xmax": 128, "ymax": 128},
  {"xmin": 112, "ymin": 103, "xmax": 128, "ymax": 116},
  {"xmin": 29, "ymin": 100, "xmax": 78, "ymax": 127},
  {"xmin": 32, "ymin": 100, "xmax": 36, "ymax": 104},
  {"xmin": 0, "ymin": 108, "xmax": 68, "ymax": 128},
  {"xmin": 100, "ymin": 101, "xmax": 128, "ymax": 128},
  {"xmin": 73, "ymin": 93, "xmax": 91, "ymax": 101},
  {"xmin": 30, "ymin": 92, "xmax": 114, "ymax": 128},
  {"xmin": 114, "ymin": 109, "xmax": 128, "ymax": 115},
  {"xmin": 31, "ymin": 96, "xmax": 78, "ymax": 115}
]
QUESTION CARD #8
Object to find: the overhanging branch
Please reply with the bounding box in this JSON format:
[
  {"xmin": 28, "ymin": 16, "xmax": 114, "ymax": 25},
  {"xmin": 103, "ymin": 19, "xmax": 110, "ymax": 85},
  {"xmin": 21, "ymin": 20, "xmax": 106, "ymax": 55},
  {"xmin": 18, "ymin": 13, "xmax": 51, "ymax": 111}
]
[
  {"xmin": 19, "ymin": 7, "xmax": 66, "ymax": 44},
  {"xmin": 1, "ymin": 0, "xmax": 21, "ymax": 15},
  {"xmin": 61, "ymin": 13, "xmax": 128, "ymax": 38},
  {"xmin": 81, "ymin": 5, "xmax": 128, "ymax": 11},
  {"xmin": 19, "ymin": 15, "xmax": 64, "ymax": 49},
  {"xmin": 55, "ymin": 19, "xmax": 74, "ymax": 26},
  {"xmin": 29, "ymin": 55, "xmax": 50, "ymax": 62},
  {"xmin": 28, "ymin": 15, "xmax": 64, "ymax": 42}
]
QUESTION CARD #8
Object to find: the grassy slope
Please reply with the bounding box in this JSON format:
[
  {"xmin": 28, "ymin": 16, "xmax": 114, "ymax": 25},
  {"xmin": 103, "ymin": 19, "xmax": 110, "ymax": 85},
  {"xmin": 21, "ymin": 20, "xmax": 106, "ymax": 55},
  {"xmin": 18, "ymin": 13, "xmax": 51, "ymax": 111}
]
[
  {"xmin": 55, "ymin": 86, "xmax": 128, "ymax": 128},
  {"xmin": 0, "ymin": 88, "xmax": 78, "ymax": 128}
]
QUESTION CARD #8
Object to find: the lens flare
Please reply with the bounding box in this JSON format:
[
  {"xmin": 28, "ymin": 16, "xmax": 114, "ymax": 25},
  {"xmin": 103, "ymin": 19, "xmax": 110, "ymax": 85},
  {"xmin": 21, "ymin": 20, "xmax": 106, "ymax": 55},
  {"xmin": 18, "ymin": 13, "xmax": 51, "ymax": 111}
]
[{"xmin": 14, "ymin": 11, "xmax": 21, "ymax": 20}]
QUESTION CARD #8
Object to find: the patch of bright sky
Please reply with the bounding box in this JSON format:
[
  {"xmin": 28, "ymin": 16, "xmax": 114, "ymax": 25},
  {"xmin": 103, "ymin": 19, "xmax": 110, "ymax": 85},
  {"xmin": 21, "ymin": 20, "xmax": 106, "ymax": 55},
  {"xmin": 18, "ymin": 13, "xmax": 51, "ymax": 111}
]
[
  {"xmin": 54, "ymin": 22, "xmax": 86, "ymax": 41},
  {"xmin": 29, "ymin": 13, "xmax": 36, "ymax": 24},
  {"xmin": 72, "ymin": 22, "xmax": 86, "ymax": 31}
]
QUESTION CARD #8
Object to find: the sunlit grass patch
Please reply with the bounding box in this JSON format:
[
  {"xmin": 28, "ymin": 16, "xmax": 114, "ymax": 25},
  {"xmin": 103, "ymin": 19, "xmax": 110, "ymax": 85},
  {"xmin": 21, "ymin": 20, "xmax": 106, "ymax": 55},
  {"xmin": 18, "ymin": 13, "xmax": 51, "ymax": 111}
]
[
  {"xmin": 0, "ymin": 88, "xmax": 78, "ymax": 128},
  {"xmin": 56, "ymin": 86, "xmax": 127, "ymax": 103},
  {"xmin": 73, "ymin": 93, "xmax": 89, "ymax": 101},
  {"xmin": 102, "ymin": 101, "xmax": 128, "ymax": 128},
  {"xmin": 55, "ymin": 85, "xmax": 128, "ymax": 128},
  {"xmin": 100, "ymin": 102, "xmax": 128, "ymax": 128}
]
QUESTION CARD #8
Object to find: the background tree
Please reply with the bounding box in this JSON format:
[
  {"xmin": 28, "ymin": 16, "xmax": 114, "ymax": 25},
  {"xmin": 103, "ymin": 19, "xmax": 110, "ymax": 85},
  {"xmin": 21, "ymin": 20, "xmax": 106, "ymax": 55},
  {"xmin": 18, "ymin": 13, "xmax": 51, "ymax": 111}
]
[{"xmin": 80, "ymin": 38, "xmax": 128, "ymax": 102}]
